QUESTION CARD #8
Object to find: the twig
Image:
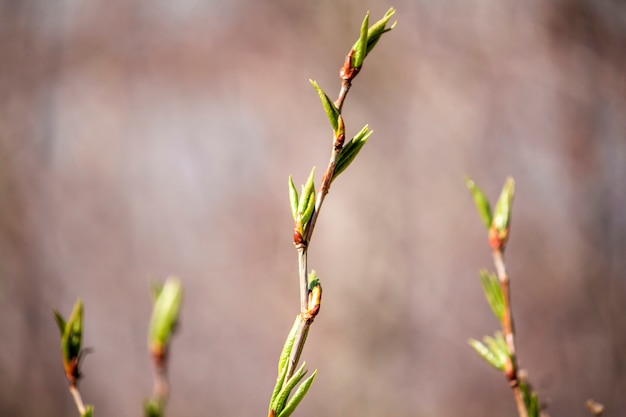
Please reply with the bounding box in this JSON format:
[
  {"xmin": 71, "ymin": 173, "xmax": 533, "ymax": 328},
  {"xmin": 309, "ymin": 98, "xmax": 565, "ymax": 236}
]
[
  {"xmin": 152, "ymin": 353, "xmax": 170, "ymax": 406},
  {"xmin": 285, "ymin": 54, "xmax": 358, "ymax": 380},
  {"xmin": 146, "ymin": 349, "xmax": 170, "ymax": 416},
  {"xmin": 69, "ymin": 384, "xmax": 86, "ymax": 416},
  {"xmin": 492, "ymin": 248, "xmax": 528, "ymax": 417}
]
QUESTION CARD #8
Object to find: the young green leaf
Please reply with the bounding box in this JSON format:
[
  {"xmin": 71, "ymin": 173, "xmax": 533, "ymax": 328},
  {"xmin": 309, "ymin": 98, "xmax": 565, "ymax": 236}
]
[
  {"xmin": 54, "ymin": 298, "xmax": 84, "ymax": 384},
  {"xmin": 333, "ymin": 125, "xmax": 373, "ymax": 181},
  {"xmin": 297, "ymin": 168, "xmax": 316, "ymax": 215},
  {"xmin": 307, "ymin": 270, "xmax": 320, "ymax": 291},
  {"xmin": 485, "ymin": 332, "xmax": 509, "ymax": 355},
  {"xmin": 63, "ymin": 299, "xmax": 84, "ymax": 371},
  {"xmin": 53, "ymin": 310, "xmax": 66, "ymax": 336},
  {"xmin": 519, "ymin": 380, "xmax": 540, "ymax": 417},
  {"xmin": 468, "ymin": 337, "xmax": 506, "ymax": 371},
  {"xmin": 144, "ymin": 399, "xmax": 163, "ymax": 417},
  {"xmin": 288, "ymin": 176, "xmax": 299, "ymax": 222},
  {"xmin": 352, "ymin": 12, "xmax": 369, "ymax": 69},
  {"xmin": 310, "ymin": 80, "xmax": 340, "ymax": 133},
  {"xmin": 271, "ymin": 363, "xmax": 308, "ymax": 415},
  {"xmin": 350, "ymin": 8, "xmax": 397, "ymax": 62},
  {"xmin": 493, "ymin": 177, "xmax": 515, "ymax": 233},
  {"xmin": 479, "ymin": 270, "xmax": 504, "ymax": 322},
  {"xmin": 297, "ymin": 168, "xmax": 316, "ymax": 228},
  {"xmin": 466, "ymin": 177, "xmax": 492, "ymax": 230},
  {"xmin": 82, "ymin": 406, "xmax": 94, "ymax": 417},
  {"xmin": 269, "ymin": 360, "xmax": 290, "ymax": 415},
  {"xmin": 148, "ymin": 278, "xmax": 183, "ymax": 354},
  {"xmin": 277, "ymin": 370, "xmax": 318, "ymax": 417},
  {"xmin": 277, "ymin": 316, "xmax": 300, "ymax": 376},
  {"xmin": 300, "ymin": 186, "xmax": 316, "ymax": 229}
]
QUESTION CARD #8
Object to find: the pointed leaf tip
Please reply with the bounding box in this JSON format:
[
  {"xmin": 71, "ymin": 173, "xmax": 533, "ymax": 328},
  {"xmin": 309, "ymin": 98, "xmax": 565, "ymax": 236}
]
[
  {"xmin": 352, "ymin": 12, "xmax": 369, "ymax": 68},
  {"xmin": 277, "ymin": 369, "xmax": 318, "ymax": 417},
  {"xmin": 493, "ymin": 177, "xmax": 515, "ymax": 233},
  {"xmin": 332, "ymin": 125, "xmax": 372, "ymax": 181},
  {"xmin": 288, "ymin": 176, "xmax": 299, "ymax": 222},
  {"xmin": 53, "ymin": 310, "xmax": 66, "ymax": 336},
  {"xmin": 310, "ymin": 80, "xmax": 340, "ymax": 133},
  {"xmin": 466, "ymin": 177, "xmax": 493, "ymax": 230}
]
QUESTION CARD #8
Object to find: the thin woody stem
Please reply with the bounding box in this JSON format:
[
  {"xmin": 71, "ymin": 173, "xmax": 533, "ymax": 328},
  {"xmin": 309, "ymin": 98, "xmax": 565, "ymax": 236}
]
[
  {"xmin": 287, "ymin": 247, "xmax": 311, "ymax": 379},
  {"xmin": 147, "ymin": 350, "xmax": 170, "ymax": 416},
  {"xmin": 335, "ymin": 79, "xmax": 352, "ymax": 112},
  {"xmin": 492, "ymin": 249, "xmax": 516, "ymax": 358},
  {"xmin": 286, "ymin": 317, "xmax": 312, "ymax": 379},
  {"xmin": 153, "ymin": 361, "xmax": 169, "ymax": 407},
  {"xmin": 492, "ymin": 248, "xmax": 528, "ymax": 417},
  {"xmin": 298, "ymin": 246, "xmax": 308, "ymax": 315},
  {"xmin": 286, "ymin": 54, "xmax": 359, "ymax": 380},
  {"xmin": 69, "ymin": 384, "xmax": 86, "ymax": 416}
]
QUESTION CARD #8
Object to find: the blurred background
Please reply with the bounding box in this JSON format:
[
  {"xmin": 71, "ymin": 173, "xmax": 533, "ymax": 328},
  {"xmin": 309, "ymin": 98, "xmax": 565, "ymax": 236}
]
[{"xmin": 1, "ymin": 1, "xmax": 625, "ymax": 416}]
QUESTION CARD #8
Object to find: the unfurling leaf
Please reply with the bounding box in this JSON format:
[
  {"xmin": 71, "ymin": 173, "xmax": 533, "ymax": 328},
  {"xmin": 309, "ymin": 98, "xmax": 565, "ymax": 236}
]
[
  {"xmin": 54, "ymin": 298, "xmax": 84, "ymax": 384},
  {"xmin": 271, "ymin": 363, "xmax": 308, "ymax": 415},
  {"xmin": 350, "ymin": 7, "xmax": 397, "ymax": 67},
  {"xmin": 352, "ymin": 12, "xmax": 369, "ymax": 69},
  {"xmin": 310, "ymin": 80, "xmax": 340, "ymax": 133},
  {"xmin": 148, "ymin": 278, "xmax": 183, "ymax": 355},
  {"xmin": 277, "ymin": 316, "xmax": 300, "ymax": 376},
  {"xmin": 333, "ymin": 125, "xmax": 373, "ymax": 181},
  {"xmin": 466, "ymin": 177, "xmax": 493, "ymax": 230},
  {"xmin": 468, "ymin": 332, "xmax": 510, "ymax": 372},
  {"xmin": 277, "ymin": 370, "xmax": 317, "ymax": 417},
  {"xmin": 493, "ymin": 177, "xmax": 515, "ymax": 234},
  {"xmin": 479, "ymin": 270, "xmax": 504, "ymax": 322},
  {"xmin": 298, "ymin": 167, "xmax": 316, "ymax": 228},
  {"xmin": 288, "ymin": 176, "xmax": 299, "ymax": 222}
]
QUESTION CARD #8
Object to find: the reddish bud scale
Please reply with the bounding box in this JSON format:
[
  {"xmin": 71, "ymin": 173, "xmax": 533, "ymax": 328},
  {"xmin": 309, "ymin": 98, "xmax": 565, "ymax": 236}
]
[
  {"xmin": 339, "ymin": 50, "xmax": 361, "ymax": 81},
  {"xmin": 334, "ymin": 133, "xmax": 345, "ymax": 151},
  {"xmin": 489, "ymin": 226, "xmax": 508, "ymax": 252},
  {"xmin": 293, "ymin": 229, "xmax": 303, "ymax": 245},
  {"xmin": 150, "ymin": 343, "xmax": 168, "ymax": 369},
  {"xmin": 65, "ymin": 359, "xmax": 80, "ymax": 386}
]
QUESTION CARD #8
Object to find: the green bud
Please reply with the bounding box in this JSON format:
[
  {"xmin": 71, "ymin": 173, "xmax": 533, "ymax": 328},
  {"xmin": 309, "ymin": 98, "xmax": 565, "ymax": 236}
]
[
  {"xmin": 148, "ymin": 278, "xmax": 183, "ymax": 356},
  {"xmin": 53, "ymin": 298, "xmax": 84, "ymax": 384},
  {"xmin": 307, "ymin": 270, "xmax": 320, "ymax": 291},
  {"xmin": 297, "ymin": 167, "xmax": 316, "ymax": 228},
  {"xmin": 493, "ymin": 177, "xmax": 515, "ymax": 232}
]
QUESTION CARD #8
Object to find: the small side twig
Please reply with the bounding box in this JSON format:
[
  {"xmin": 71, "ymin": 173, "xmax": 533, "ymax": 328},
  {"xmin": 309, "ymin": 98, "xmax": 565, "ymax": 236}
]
[
  {"xmin": 54, "ymin": 298, "xmax": 94, "ymax": 416},
  {"xmin": 468, "ymin": 177, "xmax": 541, "ymax": 417},
  {"xmin": 69, "ymin": 384, "xmax": 87, "ymax": 415},
  {"xmin": 492, "ymin": 248, "xmax": 527, "ymax": 417},
  {"xmin": 150, "ymin": 350, "xmax": 170, "ymax": 410},
  {"xmin": 285, "ymin": 45, "xmax": 362, "ymax": 381},
  {"xmin": 145, "ymin": 278, "xmax": 182, "ymax": 417},
  {"xmin": 269, "ymin": 9, "xmax": 397, "ymax": 417}
]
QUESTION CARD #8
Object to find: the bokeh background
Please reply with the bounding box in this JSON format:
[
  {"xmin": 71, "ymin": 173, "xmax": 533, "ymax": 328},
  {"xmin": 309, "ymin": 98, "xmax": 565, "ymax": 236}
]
[{"xmin": 1, "ymin": 1, "xmax": 625, "ymax": 416}]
